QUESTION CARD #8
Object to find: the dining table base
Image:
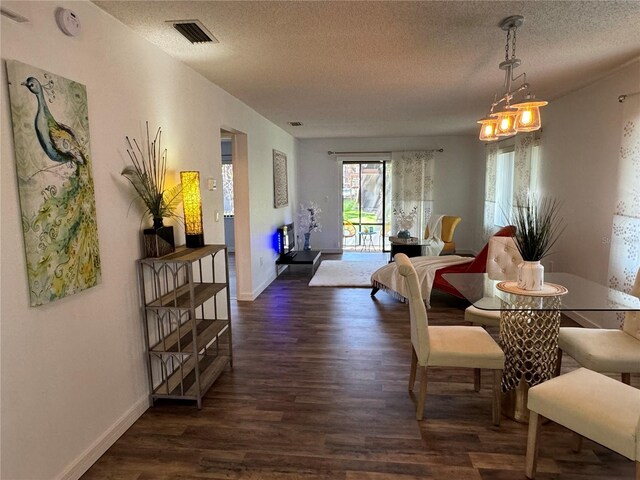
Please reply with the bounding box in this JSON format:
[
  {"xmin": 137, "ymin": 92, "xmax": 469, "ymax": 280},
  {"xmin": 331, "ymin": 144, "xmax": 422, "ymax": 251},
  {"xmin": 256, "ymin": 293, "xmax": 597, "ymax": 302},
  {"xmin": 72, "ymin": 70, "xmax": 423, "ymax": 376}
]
[{"xmin": 499, "ymin": 297, "xmax": 562, "ymax": 424}]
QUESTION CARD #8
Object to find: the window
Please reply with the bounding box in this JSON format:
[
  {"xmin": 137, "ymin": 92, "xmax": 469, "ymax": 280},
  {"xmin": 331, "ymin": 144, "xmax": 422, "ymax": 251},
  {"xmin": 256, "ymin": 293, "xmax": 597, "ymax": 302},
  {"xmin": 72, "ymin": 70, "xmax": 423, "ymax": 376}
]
[
  {"xmin": 222, "ymin": 163, "xmax": 234, "ymax": 216},
  {"xmin": 494, "ymin": 148, "xmax": 515, "ymax": 227}
]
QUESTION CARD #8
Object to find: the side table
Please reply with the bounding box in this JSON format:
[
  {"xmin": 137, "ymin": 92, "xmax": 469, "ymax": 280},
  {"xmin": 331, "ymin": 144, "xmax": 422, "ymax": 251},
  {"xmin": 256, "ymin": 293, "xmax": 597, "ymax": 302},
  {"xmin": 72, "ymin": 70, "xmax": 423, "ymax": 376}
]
[{"xmin": 276, "ymin": 250, "xmax": 322, "ymax": 276}]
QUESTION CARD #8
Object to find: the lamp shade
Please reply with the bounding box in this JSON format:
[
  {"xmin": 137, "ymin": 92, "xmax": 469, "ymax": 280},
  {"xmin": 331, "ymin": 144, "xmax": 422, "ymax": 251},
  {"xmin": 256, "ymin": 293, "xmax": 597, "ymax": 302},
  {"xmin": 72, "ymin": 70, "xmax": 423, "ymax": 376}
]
[
  {"xmin": 493, "ymin": 110, "xmax": 518, "ymax": 137},
  {"xmin": 180, "ymin": 171, "xmax": 204, "ymax": 248},
  {"xmin": 512, "ymin": 99, "xmax": 548, "ymax": 132},
  {"xmin": 477, "ymin": 117, "xmax": 498, "ymax": 142}
]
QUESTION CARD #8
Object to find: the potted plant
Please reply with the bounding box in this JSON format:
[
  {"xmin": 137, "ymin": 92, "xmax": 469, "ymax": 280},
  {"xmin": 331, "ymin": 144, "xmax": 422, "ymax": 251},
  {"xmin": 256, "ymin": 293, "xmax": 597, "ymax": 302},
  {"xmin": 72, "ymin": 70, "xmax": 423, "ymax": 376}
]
[
  {"xmin": 512, "ymin": 196, "xmax": 565, "ymax": 291},
  {"xmin": 121, "ymin": 123, "xmax": 182, "ymax": 257}
]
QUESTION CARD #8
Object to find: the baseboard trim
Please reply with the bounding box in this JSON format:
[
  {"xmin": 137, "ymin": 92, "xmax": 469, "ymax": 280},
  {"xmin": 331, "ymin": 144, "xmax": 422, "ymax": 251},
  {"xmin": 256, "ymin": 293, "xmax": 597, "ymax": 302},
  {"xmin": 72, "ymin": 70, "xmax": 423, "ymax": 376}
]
[
  {"xmin": 57, "ymin": 395, "xmax": 149, "ymax": 480},
  {"xmin": 237, "ymin": 269, "xmax": 277, "ymax": 301}
]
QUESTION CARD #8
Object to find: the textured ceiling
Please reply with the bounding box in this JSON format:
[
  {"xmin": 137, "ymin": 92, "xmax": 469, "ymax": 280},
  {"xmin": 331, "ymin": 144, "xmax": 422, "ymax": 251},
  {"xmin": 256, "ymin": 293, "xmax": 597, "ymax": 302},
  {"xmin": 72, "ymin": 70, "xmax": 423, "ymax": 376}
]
[{"xmin": 94, "ymin": 1, "xmax": 640, "ymax": 138}]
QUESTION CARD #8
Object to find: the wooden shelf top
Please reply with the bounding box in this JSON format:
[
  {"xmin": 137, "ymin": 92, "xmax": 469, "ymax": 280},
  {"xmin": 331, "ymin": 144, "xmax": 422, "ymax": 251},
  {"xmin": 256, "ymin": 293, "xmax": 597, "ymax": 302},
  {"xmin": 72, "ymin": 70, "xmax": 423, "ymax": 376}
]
[
  {"xmin": 140, "ymin": 244, "xmax": 227, "ymax": 264},
  {"xmin": 146, "ymin": 282, "xmax": 227, "ymax": 309}
]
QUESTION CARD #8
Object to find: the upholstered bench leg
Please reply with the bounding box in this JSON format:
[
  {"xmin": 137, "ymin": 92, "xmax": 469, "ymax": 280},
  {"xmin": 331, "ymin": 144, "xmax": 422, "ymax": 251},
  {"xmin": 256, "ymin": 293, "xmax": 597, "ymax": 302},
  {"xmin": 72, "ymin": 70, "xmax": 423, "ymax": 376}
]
[
  {"xmin": 370, "ymin": 286, "xmax": 379, "ymax": 297},
  {"xmin": 525, "ymin": 411, "xmax": 543, "ymax": 479},
  {"xmin": 492, "ymin": 369, "xmax": 502, "ymax": 426},
  {"xmin": 622, "ymin": 372, "xmax": 631, "ymax": 385},
  {"xmin": 474, "ymin": 368, "xmax": 481, "ymax": 392},
  {"xmin": 409, "ymin": 349, "xmax": 418, "ymax": 392}
]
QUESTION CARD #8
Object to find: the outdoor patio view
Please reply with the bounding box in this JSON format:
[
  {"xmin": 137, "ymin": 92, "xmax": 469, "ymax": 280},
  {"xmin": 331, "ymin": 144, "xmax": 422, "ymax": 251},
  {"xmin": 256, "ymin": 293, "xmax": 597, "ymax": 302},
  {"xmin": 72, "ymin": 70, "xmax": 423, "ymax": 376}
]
[{"xmin": 342, "ymin": 162, "xmax": 391, "ymax": 251}]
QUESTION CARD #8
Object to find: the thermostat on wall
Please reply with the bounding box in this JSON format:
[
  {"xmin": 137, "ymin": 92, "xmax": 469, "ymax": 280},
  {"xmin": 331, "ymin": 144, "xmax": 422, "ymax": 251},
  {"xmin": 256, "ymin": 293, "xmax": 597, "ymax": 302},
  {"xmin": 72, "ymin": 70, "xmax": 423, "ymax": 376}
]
[{"xmin": 56, "ymin": 8, "xmax": 80, "ymax": 37}]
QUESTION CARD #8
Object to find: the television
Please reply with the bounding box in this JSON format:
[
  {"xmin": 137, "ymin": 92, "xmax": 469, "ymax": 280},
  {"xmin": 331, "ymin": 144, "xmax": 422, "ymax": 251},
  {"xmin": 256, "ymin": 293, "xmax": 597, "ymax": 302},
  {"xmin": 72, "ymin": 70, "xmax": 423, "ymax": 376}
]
[{"xmin": 277, "ymin": 223, "xmax": 296, "ymax": 256}]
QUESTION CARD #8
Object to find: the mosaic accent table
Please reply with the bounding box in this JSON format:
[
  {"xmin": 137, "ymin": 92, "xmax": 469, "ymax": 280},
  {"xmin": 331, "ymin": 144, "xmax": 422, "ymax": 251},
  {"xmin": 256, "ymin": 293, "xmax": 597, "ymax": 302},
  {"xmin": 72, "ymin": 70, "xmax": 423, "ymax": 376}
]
[{"xmin": 443, "ymin": 273, "xmax": 640, "ymax": 423}]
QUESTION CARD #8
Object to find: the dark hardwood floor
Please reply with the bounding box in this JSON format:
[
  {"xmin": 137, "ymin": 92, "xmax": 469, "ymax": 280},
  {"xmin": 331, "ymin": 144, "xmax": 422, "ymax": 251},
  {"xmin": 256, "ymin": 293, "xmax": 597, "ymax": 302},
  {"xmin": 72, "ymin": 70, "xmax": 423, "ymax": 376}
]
[{"xmin": 83, "ymin": 253, "xmax": 637, "ymax": 479}]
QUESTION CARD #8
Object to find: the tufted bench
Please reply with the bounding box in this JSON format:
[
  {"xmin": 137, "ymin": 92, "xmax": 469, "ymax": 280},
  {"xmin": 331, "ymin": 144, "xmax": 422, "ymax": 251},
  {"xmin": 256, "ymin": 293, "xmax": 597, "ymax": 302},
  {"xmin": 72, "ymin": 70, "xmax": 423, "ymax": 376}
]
[{"xmin": 525, "ymin": 368, "xmax": 640, "ymax": 479}]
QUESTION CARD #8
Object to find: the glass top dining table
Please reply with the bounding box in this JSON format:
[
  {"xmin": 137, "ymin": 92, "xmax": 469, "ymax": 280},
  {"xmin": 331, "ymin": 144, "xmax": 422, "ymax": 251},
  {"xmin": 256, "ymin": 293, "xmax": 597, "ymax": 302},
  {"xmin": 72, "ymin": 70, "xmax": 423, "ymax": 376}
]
[
  {"xmin": 442, "ymin": 272, "xmax": 640, "ymax": 423},
  {"xmin": 442, "ymin": 272, "xmax": 640, "ymax": 312}
]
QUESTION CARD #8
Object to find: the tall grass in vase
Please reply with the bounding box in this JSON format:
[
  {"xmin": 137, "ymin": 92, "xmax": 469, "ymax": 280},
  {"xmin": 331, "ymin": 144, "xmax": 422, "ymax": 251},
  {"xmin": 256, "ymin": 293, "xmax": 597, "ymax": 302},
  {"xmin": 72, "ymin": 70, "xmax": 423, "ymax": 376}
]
[
  {"xmin": 121, "ymin": 123, "xmax": 182, "ymax": 257},
  {"xmin": 512, "ymin": 196, "xmax": 565, "ymax": 291}
]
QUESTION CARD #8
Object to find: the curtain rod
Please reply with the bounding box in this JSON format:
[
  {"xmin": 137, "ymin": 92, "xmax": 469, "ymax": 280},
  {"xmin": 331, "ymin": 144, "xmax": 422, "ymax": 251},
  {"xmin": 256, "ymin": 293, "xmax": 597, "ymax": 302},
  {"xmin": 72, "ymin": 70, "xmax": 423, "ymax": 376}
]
[
  {"xmin": 618, "ymin": 91, "xmax": 640, "ymax": 103},
  {"xmin": 327, "ymin": 148, "xmax": 444, "ymax": 155}
]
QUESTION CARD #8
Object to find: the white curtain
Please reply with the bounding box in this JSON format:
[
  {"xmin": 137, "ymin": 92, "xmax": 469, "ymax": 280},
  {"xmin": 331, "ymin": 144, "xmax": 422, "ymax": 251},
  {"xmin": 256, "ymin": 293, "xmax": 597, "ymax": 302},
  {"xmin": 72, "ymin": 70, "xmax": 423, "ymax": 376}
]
[
  {"xmin": 513, "ymin": 133, "xmax": 537, "ymax": 205},
  {"xmin": 483, "ymin": 133, "xmax": 538, "ymax": 239},
  {"xmin": 483, "ymin": 143, "xmax": 499, "ymax": 239},
  {"xmin": 390, "ymin": 151, "xmax": 435, "ymax": 239},
  {"xmin": 608, "ymin": 94, "xmax": 640, "ymax": 326}
]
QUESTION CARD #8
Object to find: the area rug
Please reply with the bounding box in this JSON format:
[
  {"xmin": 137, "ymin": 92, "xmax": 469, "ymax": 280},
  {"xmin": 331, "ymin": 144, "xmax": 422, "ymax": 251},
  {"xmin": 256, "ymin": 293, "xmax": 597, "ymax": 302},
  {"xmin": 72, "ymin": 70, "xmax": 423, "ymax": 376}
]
[{"xmin": 309, "ymin": 260, "xmax": 385, "ymax": 287}]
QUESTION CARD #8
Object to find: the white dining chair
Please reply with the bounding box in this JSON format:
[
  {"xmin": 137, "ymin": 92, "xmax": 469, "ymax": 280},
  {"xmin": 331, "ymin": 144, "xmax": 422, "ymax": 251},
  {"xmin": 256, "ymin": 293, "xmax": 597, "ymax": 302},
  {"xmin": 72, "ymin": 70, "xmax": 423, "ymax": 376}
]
[
  {"xmin": 464, "ymin": 236, "xmax": 523, "ymax": 390},
  {"xmin": 465, "ymin": 236, "xmax": 523, "ymax": 328},
  {"xmin": 396, "ymin": 253, "xmax": 505, "ymax": 424},
  {"xmin": 557, "ymin": 267, "xmax": 640, "ymax": 384},
  {"xmin": 525, "ymin": 368, "xmax": 640, "ymax": 479}
]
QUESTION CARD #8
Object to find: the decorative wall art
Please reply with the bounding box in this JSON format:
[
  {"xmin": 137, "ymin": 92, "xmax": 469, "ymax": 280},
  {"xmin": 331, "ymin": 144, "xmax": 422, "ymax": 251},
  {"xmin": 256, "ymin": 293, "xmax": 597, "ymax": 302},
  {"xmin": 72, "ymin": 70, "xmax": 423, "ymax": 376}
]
[
  {"xmin": 273, "ymin": 149, "xmax": 288, "ymax": 208},
  {"xmin": 7, "ymin": 60, "xmax": 101, "ymax": 306}
]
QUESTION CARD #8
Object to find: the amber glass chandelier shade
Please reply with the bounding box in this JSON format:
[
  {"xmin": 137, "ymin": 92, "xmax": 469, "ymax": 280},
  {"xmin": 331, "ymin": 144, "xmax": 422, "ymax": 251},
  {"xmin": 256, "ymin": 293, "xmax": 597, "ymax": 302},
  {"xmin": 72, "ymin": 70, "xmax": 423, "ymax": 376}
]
[
  {"xmin": 493, "ymin": 110, "xmax": 518, "ymax": 137},
  {"xmin": 511, "ymin": 99, "xmax": 548, "ymax": 132},
  {"xmin": 477, "ymin": 117, "xmax": 499, "ymax": 142},
  {"xmin": 180, "ymin": 171, "xmax": 204, "ymax": 248}
]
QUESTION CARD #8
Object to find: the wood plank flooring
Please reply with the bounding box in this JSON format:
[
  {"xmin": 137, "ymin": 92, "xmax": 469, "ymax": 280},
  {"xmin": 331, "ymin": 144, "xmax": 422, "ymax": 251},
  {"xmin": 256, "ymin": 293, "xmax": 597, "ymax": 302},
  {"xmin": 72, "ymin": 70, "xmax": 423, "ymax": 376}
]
[{"xmin": 83, "ymin": 253, "xmax": 637, "ymax": 479}]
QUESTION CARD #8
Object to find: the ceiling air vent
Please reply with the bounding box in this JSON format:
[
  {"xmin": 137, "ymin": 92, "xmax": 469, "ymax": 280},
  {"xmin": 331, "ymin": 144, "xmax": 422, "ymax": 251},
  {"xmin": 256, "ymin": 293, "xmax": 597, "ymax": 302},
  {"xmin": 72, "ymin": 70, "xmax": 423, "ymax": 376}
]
[
  {"xmin": 288, "ymin": 122, "xmax": 303, "ymax": 127},
  {"xmin": 168, "ymin": 20, "xmax": 218, "ymax": 44}
]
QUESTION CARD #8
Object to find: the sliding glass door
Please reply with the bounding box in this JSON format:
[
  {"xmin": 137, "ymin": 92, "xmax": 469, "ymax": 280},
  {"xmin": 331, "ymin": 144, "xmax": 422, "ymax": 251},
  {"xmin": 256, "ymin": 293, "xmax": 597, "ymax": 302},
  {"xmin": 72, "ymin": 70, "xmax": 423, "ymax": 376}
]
[{"xmin": 342, "ymin": 161, "xmax": 388, "ymax": 251}]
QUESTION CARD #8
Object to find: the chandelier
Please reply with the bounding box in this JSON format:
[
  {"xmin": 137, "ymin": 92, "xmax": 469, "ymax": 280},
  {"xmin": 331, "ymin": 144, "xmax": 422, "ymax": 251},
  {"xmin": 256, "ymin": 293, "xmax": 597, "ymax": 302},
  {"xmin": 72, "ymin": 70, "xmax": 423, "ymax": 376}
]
[{"xmin": 478, "ymin": 15, "xmax": 547, "ymax": 142}]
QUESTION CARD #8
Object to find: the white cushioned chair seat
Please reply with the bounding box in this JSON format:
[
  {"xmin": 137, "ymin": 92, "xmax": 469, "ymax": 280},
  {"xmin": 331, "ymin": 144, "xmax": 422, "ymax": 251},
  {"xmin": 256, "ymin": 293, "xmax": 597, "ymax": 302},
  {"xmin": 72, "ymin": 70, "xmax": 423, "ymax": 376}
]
[
  {"xmin": 528, "ymin": 368, "xmax": 640, "ymax": 460},
  {"xmin": 558, "ymin": 328, "xmax": 640, "ymax": 373},
  {"xmin": 427, "ymin": 326, "xmax": 505, "ymax": 369},
  {"xmin": 465, "ymin": 305, "xmax": 501, "ymax": 327}
]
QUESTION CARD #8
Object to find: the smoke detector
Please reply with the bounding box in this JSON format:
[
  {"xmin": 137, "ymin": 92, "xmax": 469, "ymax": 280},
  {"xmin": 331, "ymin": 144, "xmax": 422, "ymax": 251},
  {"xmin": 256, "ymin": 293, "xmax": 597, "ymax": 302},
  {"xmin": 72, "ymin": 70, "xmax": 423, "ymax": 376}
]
[{"xmin": 167, "ymin": 19, "xmax": 218, "ymax": 44}]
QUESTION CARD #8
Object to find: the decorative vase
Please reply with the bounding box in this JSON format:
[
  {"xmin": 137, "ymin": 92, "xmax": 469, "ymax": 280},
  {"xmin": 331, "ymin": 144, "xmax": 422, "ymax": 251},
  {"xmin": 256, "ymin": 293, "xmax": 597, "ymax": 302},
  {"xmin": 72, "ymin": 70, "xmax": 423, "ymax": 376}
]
[
  {"xmin": 397, "ymin": 229, "xmax": 411, "ymax": 239},
  {"xmin": 303, "ymin": 232, "xmax": 311, "ymax": 251},
  {"xmin": 517, "ymin": 261, "xmax": 544, "ymax": 291},
  {"xmin": 143, "ymin": 217, "xmax": 175, "ymax": 258}
]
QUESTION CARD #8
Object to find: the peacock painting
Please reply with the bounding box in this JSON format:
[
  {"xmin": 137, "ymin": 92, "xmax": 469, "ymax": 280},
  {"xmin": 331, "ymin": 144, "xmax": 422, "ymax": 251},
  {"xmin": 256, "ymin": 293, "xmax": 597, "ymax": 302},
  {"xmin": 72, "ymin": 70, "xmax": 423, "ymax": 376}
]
[{"xmin": 7, "ymin": 60, "xmax": 101, "ymax": 307}]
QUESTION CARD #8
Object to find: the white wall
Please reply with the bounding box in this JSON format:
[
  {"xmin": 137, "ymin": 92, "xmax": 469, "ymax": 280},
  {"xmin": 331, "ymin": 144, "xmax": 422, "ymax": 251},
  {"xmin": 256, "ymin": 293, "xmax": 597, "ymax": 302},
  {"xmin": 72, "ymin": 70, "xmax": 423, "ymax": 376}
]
[
  {"xmin": 0, "ymin": 1, "xmax": 296, "ymax": 478},
  {"xmin": 539, "ymin": 58, "xmax": 640, "ymax": 285},
  {"xmin": 297, "ymin": 136, "xmax": 486, "ymax": 253}
]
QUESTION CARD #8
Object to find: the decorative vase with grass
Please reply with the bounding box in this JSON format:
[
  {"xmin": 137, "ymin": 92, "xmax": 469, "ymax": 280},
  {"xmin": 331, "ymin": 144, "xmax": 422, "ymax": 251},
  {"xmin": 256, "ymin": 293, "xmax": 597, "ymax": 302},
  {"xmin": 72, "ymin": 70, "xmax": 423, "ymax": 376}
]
[
  {"xmin": 512, "ymin": 196, "xmax": 565, "ymax": 291},
  {"xmin": 121, "ymin": 123, "xmax": 182, "ymax": 258}
]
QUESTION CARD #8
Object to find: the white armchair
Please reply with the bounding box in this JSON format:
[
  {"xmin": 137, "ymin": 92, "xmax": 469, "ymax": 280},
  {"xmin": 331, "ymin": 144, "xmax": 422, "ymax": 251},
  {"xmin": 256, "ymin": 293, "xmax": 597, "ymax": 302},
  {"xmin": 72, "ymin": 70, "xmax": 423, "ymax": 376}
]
[
  {"xmin": 396, "ymin": 253, "xmax": 505, "ymax": 424},
  {"xmin": 557, "ymin": 267, "xmax": 640, "ymax": 384}
]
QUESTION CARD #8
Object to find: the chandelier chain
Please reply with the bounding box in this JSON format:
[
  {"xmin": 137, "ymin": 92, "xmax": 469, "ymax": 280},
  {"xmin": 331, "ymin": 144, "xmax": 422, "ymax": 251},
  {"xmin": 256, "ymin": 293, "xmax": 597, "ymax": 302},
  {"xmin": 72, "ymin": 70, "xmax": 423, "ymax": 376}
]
[
  {"xmin": 512, "ymin": 27, "xmax": 517, "ymax": 59},
  {"xmin": 505, "ymin": 28, "xmax": 511, "ymax": 61}
]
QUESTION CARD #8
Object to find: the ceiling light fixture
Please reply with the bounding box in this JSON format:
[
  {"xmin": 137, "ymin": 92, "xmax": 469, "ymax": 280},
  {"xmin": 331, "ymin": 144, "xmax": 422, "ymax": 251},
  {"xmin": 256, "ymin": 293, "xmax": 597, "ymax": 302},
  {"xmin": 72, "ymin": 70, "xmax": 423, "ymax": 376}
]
[{"xmin": 478, "ymin": 15, "xmax": 547, "ymax": 142}]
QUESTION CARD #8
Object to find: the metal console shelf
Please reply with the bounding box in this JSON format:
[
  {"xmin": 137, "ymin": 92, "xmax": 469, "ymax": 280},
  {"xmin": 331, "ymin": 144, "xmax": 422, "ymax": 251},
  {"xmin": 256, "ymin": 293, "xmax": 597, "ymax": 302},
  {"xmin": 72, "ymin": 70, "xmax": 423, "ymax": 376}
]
[{"xmin": 137, "ymin": 244, "xmax": 232, "ymax": 408}]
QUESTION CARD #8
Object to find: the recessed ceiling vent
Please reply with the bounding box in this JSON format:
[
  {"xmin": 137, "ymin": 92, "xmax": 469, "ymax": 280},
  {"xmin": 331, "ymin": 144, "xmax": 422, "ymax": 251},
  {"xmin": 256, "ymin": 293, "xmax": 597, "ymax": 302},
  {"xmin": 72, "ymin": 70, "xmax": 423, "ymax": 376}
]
[
  {"xmin": 168, "ymin": 20, "xmax": 218, "ymax": 44},
  {"xmin": 288, "ymin": 122, "xmax": 303, "ymax": 127}
]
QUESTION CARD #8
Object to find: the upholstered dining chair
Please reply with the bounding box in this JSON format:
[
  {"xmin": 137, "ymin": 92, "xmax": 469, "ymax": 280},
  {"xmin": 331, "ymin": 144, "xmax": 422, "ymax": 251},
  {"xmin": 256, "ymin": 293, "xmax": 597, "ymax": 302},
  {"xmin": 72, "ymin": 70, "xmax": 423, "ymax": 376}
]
[
  {"xmin": 425, "ymin": 216, "xmax": 461, "ymax": 254},
  {"xmin": 396, "ymin": 253, "xmax": 505, "ymax": 424},
  {"xmin": 525, "ymin": 368, "xmax": 640, "ymax": 479},
  {"xmin": 465, "ymin": 236, "xmax": 524, "ymax": 329},
  {"xmin": 463, "ymin": 236, "xmax": 523, "ymax": 391},
  {"xmin": 557, "ymin": 266, "xmax": 640, "ymax": 384}
]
